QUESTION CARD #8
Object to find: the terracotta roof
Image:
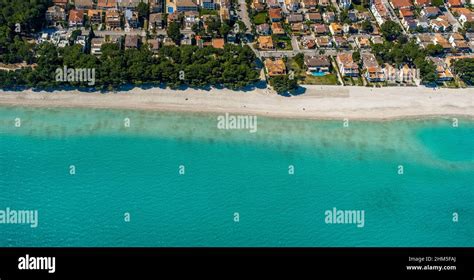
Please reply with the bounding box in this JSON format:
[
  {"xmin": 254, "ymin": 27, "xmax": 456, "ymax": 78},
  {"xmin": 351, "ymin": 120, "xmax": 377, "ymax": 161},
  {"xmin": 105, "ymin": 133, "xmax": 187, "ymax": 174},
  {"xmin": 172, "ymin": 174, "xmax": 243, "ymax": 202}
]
[
  {"xmin": 390, "ymin": 0, "xmax": 412, "ymax": 9},
  {"xmin": 271, "ymin": 22, "xmax": 285, "ymax": 34},
  {"xmin": 414, "ymin": 0, "xmax": 430, "ymax": 5},
  {"xmin": 212, "ymin": 38, "xmax": 225, "ymax": 49},
  {"xmin": 258, "ymin": 36, "xmax": 274, "ymax": 49},
  {"xmin": 97, "ymin": 0, "xmax": 117, "ymax": 8},
  {"xmin": 337, "ymin": 53, "xmax": 358, "ymax": 69},
  {"xmin": 69, "ymin": 10, "xmax": 84, "ymax": 22},
  {"xmin": 448, "ymin": 0, "xmax": 462, "ymax": 6},
  {"xmin": 265, "ymin": 59, "xmax": 286, "ymax": 76},
  {"xmin": 268, "ymin": 8, "xmax": 282, "ymax": 20}
]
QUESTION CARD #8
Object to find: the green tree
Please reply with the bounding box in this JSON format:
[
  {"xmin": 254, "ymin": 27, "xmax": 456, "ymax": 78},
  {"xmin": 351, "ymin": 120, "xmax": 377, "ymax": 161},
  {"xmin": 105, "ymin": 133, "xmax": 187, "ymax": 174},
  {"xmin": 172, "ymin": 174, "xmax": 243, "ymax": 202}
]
[
  {"xmin": 452, "ymin": 58, "xmax": 474, "ymax": 85},
  {"xmin": 352, "ymin": 51, "xmax": 361, "ymax": 62},
  {"xmin": 362, "ymin": 20, "xmax": 373, "ymax": 33},
  {"xmin": 269, "ymin": 75, "xmax": 298, "ymax": 94},
  {"xmin": 431, "ymin": 0, "xmax": 444, "ymax": 7},
  {"xmin": 167, "ymin": 22, "xmax": 182, "ymax": 45},
  {"xmin": 425, "ymin": 44, "xmax": 444, "ymax": 56},
  {"xmin": 137, "ymin": 2, "xmax": 150, "ymax": 26},
  {"xmin": 381, "ymin": 21, "xmax": 403, "ymax": 42}
]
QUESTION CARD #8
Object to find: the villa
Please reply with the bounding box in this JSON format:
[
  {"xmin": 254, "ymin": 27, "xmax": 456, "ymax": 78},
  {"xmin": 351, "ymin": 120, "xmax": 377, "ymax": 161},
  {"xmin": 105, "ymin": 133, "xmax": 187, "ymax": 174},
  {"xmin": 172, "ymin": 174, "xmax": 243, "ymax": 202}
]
[
  {"xmin": 264, "ymin": 59, "xmax": 286, "ymax": 76},
  {"xmin": 304, "ymin": 55, "xmax": 331, "ymax": 75},
  {"xmin": 336, "ymin": 53, "xmax": 359, "ymax": 77}
]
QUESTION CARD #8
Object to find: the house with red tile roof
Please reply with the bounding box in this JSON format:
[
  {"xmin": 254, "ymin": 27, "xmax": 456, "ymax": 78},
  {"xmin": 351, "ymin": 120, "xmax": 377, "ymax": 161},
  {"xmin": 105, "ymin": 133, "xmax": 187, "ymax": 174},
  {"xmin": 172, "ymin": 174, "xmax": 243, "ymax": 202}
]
[
  {"xmin": 69, "ymin": 9, "xmax": 84, "ymax": 27},
  {"xmin": 389, "ymin": 0, "xmax": 412, "ymax": 9},
  {"xmin": 447, "ymin": 0, "xmax": 462, "ymax": 7}
]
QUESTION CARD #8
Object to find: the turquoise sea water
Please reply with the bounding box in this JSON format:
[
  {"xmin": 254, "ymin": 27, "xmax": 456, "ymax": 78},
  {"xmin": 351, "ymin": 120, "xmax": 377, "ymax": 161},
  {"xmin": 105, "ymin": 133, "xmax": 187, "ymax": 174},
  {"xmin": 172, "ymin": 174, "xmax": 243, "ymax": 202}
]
[{"xmin": 0, "ymin": 107, "xmax": 473, "ymax": 247}]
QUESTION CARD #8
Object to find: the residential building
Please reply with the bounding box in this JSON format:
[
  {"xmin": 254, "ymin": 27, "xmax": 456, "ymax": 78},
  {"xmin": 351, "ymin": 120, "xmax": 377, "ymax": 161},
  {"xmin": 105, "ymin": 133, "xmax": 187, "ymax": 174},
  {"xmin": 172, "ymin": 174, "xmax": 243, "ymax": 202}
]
[
  {"xmin": 271, "ymin": 22, "xmax": 285, "ymax": 34},
  {"xmin": 118, "ymin": 0, "xmax": 144, "ymax": 10},
  {"xmin": 447, "ymin": 0, "xmax": 462, "ymax": 7},
  {"xmin": 356, "ymin": 36, "xmax": 370, "ymax": 48},
  {"xmin": 429, "ymin": 57, "xmax": 454, "ymax": 81},
  {"xmin": 433, "ymin": 34, "xmax": 452, "ymax": 51},
  {"xmin": 323, "ymin": 12, "xmax": 336, "ymax": 23},
  {"xmin": 316, "ymin": 36, "xmax": 331, "ymax": 48},
  {"xmin": 149, "ymin": 13, "xmax": 164, "ymax": 30},
  {"xmin": 269, "ymin": 8, "xmax": 283, "ymax": 22},
  {"xmin": 91, "ymin": 37, "xmax": 105, "ymax": 56},
  {"xmin": 258, "ymin": 36, "xmax": 274, "ymax": 49},
  {"xmin": 150, "ymin": 0, "xmax": 164, "ymax": 12},
  {"xmin": 265, "ymin": 58, "xmax": 286, "ymax": 76},
  {"xmin": 414, "ymin": 0, "xmax": 430, "ymax": 6},
  {"xmin": 97, "ymin": 0, "xmax": 117, "ymax": 9},
  {"xmin": 125, "ymin": 10, "xmax": 140, "ymax": 28},
  {"xmin": 451, "ymin": 8, "xmax": 474, "ymax": 27},
  {"xmin": 389, "ymin": 0, "xmax": 412, "ymax": 9},
  {"xmin": 329, "ymin": 23, "xmax": 343, "ymax": 35},
  {"xmin": 362, "ymin": 52, "xmax": 385, "ymax": 82},
  {"xmin": 53, "ymin": 0, "xmax": 68, "ymax": 7},
  {"xmin": 202, "ymin": 0, "xmax": 217, "ymax": 9},
  {"xmin": 125, "ymin": 35, "xmax": 140, "ymax": 49},
  {"xmin": 46, "ymin": 6, "xmax": 67, "ymax": 24},
  {"xmin": 430, "ymin": 16, "xmax": 452, "ymax": 32},
  {"xmin": 313, "ymin": 23, "xmax": 329, "ymax": 34},
  {"xmin": 75, "ymin": 0, "xmax": 94, "ymax": 9},
  {"xmin": 302, "ymin": 0, "xmax": 318, "ymax": 10},
  {"xmin": 304, "ymin": 55, "xmax": 331, "ymax": 74},
  {"xmin": 287, "ymin": 13, "xmax": 304, "ymax": 24},
  {"xmin": 184, "ymin": 11, "xmax": 199, "ymax": 29},
  {"xmin": 69, "ymin": 9, "xmax": 84, "ymax": 27},
  {"xmin": 336, "ymin": 52, "xmax": 359, "ymax": 77},
  {"xmin": 285, "ymin": 0, "xmax": 300, "ymax": 12},
  {"xmin": 420, "ymin": 6, "xmax": 441, "ymax": 19},
  {"xmin": 306, "ymin": 12, "xmax": 322, "ymax": 23},
  {"xmin": 106, "ymin": 9, "xmax": 121, "ymax": 29},
  {"xmin": 371, "ymin": 0, "xmax": 389, "ymax": 25},
  {"xmin": 88, "ymin": 10, "xmax": 103, "ymax": 25},
  {"xmin": 339, "ymin": 0, "xmax": 351, "ymax": 9},
  {"xmin": 257, "ymin": 23, "xmax": 271, "ymax": 35}
]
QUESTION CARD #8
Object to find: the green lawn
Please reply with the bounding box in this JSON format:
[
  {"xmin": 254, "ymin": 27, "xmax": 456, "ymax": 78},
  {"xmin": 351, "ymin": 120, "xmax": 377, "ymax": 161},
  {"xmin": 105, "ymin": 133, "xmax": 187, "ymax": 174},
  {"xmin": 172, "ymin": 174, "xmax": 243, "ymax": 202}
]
[
  {"xmin": 272, "ymin": 35, "xmax": 292, "ymax": 50},
  {"xmin": 353, "ymin": 4, "xmax": 369, "ymax": 12},
  {"xmin": 199, "ymin": 8, "xmax": 218, "ymax": 16},
  {"xmin": 253, "ymin": 12, "xmax": 268, "ymax": 25},
  {"xmin": 302, "ymin": 73, "xmax": 339, "ymax": 85},
  {"xmin": 288, "ymin": 58, "xmax": 339, "ymax": 85}
]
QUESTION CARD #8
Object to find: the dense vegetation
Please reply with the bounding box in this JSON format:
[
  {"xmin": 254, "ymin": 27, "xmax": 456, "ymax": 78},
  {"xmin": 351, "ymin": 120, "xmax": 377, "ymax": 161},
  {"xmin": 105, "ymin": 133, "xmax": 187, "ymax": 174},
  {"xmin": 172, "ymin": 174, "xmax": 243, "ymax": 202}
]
[
  {"xmin": 0, "ymin": 43, "xmax": 260, "ymax": 90},
  {"xmin": 269, "ymin": 75, "xmax": 298, "ymax": 94},
  {"xmin": 371, "ymin": 40, "xmax": 437, "ymax": 84},
  {"xmin": 380, "ymin": 21, "xmax": 403, "ymax": 42},
  {"xmin": 0, "ymin": 0, "xmax": 51, "ymax": 63},
  {"xmin": 452, "ymin": 58, "xmax": 474, "ymax": 85}
]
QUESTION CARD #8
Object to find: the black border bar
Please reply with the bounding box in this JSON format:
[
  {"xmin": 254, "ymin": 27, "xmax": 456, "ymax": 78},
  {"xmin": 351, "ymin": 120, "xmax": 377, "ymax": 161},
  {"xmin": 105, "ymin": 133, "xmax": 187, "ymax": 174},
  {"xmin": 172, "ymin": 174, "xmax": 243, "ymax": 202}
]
[{"xmin": 0, "ymin": 247, "xmax": 472, "ymax": 279}]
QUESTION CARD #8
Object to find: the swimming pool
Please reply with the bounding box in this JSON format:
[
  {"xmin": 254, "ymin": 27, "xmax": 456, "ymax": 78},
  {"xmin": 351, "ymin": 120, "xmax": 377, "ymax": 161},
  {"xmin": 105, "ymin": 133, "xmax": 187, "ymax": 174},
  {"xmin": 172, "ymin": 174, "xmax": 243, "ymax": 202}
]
[{"xmin": 311, "ymin": 72, "xmax": 326, "ymax": 77}]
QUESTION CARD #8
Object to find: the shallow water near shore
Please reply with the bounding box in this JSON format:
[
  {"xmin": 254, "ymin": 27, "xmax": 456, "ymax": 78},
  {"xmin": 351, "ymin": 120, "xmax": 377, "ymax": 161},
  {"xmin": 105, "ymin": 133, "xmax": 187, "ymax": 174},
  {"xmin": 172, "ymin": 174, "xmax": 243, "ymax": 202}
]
[{"xmin": 0, "ymin": 107, "xmax": 473, "ymax": 246}]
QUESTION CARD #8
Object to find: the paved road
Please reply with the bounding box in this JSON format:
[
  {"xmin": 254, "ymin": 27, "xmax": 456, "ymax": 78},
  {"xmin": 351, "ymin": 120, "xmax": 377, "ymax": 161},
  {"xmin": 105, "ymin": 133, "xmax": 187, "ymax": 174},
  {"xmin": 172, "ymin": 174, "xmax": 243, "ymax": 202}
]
[
  {"xmin": 331, "ymin": 0, "xmax": 341, "ymax": 13},
  {"xmin": 86, "ymin": 29, "xmax": 195, "ymax": 37},
  {"xmin": 237, "ymin": 0, "xmax": 252, "ymax": 32},
  {"xmin": 443, "ymin": 5, "xmax": 461, "ymax": 32},
  {"xmin": 258, "ymin": 48, "xmax": 337, "ymax": 58},
  {"xmin": 291, "ymin": 36, "xmax": 300, "ymax": 51}
]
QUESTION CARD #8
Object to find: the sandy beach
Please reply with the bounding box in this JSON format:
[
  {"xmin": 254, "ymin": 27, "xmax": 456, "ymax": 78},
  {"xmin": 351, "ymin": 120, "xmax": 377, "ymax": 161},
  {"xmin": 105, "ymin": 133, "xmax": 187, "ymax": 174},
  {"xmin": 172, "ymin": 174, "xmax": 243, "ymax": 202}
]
[{"xmin": 0, "ymin": 86, "xmax": 473, "ymax": 120}]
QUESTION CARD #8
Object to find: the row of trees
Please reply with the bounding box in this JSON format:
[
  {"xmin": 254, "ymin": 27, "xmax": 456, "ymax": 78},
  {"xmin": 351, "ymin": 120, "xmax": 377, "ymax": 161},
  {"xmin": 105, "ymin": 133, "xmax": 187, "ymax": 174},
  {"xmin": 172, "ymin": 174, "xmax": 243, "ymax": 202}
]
[
  {"xmin": 452, "ymin": 58, "xmax": 474, "ymax": 85},
  {"xmin": 0, "ymin": 43, "xmax": 260, "ymax": 90},
  {"xmin": 371, "ymin": 40, "xmax": 438, "ymax": 83},
  {"xmin": 0, "ymin": 0, "xmax": 51, "ymax": 63}
]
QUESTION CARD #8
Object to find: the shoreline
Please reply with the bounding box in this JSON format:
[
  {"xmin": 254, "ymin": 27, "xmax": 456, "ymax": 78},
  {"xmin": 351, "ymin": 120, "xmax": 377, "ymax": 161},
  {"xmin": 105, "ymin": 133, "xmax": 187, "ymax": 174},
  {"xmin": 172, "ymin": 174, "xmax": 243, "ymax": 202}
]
[{"xmin": 0, "ymin": 86, "xmax": 473, "ymax": 121}]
